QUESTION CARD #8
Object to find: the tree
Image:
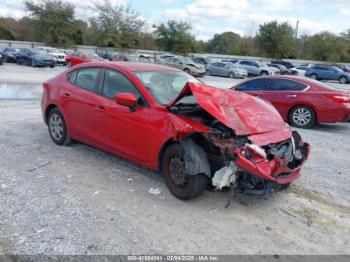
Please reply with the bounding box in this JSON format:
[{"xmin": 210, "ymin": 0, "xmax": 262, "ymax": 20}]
[
  {"xmin": 256, "ymin": 21, "xmax": 296, "ymax": 58},
  {"xmin": 91, "ymin": 0, "xmax": 144, "ymax": 48},
  {"xmin": 153, "ymin": 20, "xmax": 195, "ymax": 55},
  {"xmin": 207, "ymin": 32, "xmax": 241, "ymax": 54},
  {"xmin": 301, "ymin": 32, "xmax": 350, "ymax": 62},
  {"xmin": 25, "ymin": 0, "xmax": 76, "ymax": 47}
]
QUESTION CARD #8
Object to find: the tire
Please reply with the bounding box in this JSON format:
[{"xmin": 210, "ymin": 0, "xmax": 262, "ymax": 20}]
[
  {"xmin": 310, "ymin": 73, "xmax": 317, "ymax": 80},
  {"xmin": 260, "ymin": 71, "xmax": 268, "ymax": 76},
  {"xmin": 48, "ymin": 108, "xmax": 72, "ymax": 146},
  {"xmin": 288, "ymin": 105, "xmax": 316, "ymax": 129},
  {"xmin": 206, "ymin": 69, "xmax": 211, "ymax": 76},
  {"xmin": 67, "ymin": 61, "xmax": 72, "ymax": 67},
  {"xmin": 228, "ymin": 72, "xmax": 235, "ymax": 78},
  {"xmin": 16, "ymin": 59, "xmax": 21, "ymax": 65},
  {"xmin": 184, "ymin": 68, "xmax": 191, "ymax": 74},
  {"xmin": 339, "ymin": 76, "xmax": 347, "ymax": 84},
  {"xmin": 162, "ymin": 142, "xmax": 209, "ymax": 200},
  {"xmin": 31, "ymin": 60, "xmax": 36, "ymax": 67},
  {"xmin": 50, "ymin": 65, "xmax": 55, "ymax": 68}
]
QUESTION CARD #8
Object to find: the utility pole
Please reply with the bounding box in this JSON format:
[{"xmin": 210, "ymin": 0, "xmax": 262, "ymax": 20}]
[
  {"xmin": 295, "ymin": 20, "xmax": 300, "ymax": 59},
  {"xmin": 295, "ymin": 20, "xmax": 300, "ymax": 39}
]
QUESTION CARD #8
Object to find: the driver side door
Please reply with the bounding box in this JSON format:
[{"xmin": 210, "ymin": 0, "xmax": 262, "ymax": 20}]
[{"xmin": 94, "ymin": 69, "xmax": 153, "ymax": 163}]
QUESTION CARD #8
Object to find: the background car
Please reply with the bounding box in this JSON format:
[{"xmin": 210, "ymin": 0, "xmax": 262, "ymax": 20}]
[
  {"xmin": 16, "ymin": 48, "xmax": 55, "ymax": 67},
  {"xmin": 163, "ymin": 56, "xmax": 206, "ymax": 76},
  {"xmin": 221, "ymin": 59, "xmax": 238, "ymax": 64},
  {"xmin": 232, "ymin": 75, "xmax": 350, "ymax": 128},
  {"xmin": 290, "ymin": 66, "xmax": 309, "ymax": 76},
  {"xmin": 97, "ymin": 50, "xmax": 119, "ymax": 61},
  {"xmin": 268, "ymin": 64, "xmax": 291, "ymax": 75},
  {"xmin": 235, "ymin": 60, "xmax": 274, "ymax": 76},
  {"xmin": 113, "ymin": 54, "xmax": 152, "ymax": 63},
  {"xmin": 192, "ymin": 57, "xmax": 212, "ymax": 68},
  {"xmin": 305, "ymin": 64, "xmax": 350, "ymax": 84},
  {"xmin": 2, "ymin": 47, "xmax": 18, "ymax": 62},
  {"xmin": 206, "ymin": 62, "xmax": 248, "ymax": 78},
  {"xmin": 36, "ymin": 47, "xmax": 66, "ymax": 65},
  {"xmin": 271, "ymin": 60, "xmax": 294, "ymax": 69},
  {"xmin": 157, "ymin": 54, "xmax": 175, "ymax": 64},
  {"xmin": 0, "ymin": 51, "xmax": 4, "ymax": 65},
  {"xmin": 333, "ymin": 64, "xmax": 350, "ymax": 73},
  {"xmin": 65, "ymin": 51, "xmax": 103, "ymax": 67}
]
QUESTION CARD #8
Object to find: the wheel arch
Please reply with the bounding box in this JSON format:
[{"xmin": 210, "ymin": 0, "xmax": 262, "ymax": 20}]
[{"xmin": 44, "ymin": 104, "xmax": 59, "ymax": 125}]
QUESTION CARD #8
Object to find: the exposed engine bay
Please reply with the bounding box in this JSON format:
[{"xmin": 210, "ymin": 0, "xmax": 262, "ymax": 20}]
[{"xmin": 169, "ymin": 103, "xmax": 310, "ymax": 195}]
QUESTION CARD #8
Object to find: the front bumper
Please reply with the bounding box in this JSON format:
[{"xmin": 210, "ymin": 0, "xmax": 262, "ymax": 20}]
[{"xmin": 234, "ymin": 131, "xmax": 310, "ymax": 185}]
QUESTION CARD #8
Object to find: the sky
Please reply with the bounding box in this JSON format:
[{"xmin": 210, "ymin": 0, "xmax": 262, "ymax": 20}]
[{"xmin": 0, "ymin": 0, "xmax": 350, "ymax": 40}]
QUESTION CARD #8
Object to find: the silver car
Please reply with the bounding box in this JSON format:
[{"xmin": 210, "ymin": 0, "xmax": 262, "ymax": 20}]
[
  {"xmin": 235, "ymin": 60, "xmax": 274, "ymax": 77},
  {"xmin": 206, "ymin": 62, "xmax": 248, "ymax": 78},
  {"xmin": 163, "ymin": 56, "xmax": 206, "ymax": 77}
]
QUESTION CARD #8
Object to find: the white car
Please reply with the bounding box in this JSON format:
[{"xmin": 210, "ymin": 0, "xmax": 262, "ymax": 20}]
[
  {"xmin": 290, "ymin": 66, "xmax": 309, "ymax": 76},
  {"xmin": 36, "ymin": 47, "xmax": 67, "ymax": 65}
]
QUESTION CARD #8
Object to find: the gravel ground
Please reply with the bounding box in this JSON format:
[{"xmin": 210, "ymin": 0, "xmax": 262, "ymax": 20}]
[{"xmin": 0, "ymin": 63, "xmax": 350, "ymax": 255}]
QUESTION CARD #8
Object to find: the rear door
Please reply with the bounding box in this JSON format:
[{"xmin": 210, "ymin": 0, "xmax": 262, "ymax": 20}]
[
  {"xmin": 259, "ymin": 78, "xmax": 309, "ymax": 119},
  {"xmin": 62, "ymin": 67, "xmax": 103, "ymax": 142}
]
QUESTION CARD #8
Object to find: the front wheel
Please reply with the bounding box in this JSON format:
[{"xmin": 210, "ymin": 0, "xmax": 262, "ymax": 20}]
[
  {"xmin": 31, "ymin": 60, "xmax": 36, "ymax": 67},
  {"xmin": 228, "ymin": 72, "xmax": 235, "ymax": 78},
  {"xmin": 48, "ymin": 108, "xmax": 72, "ymax": 145},
  {"xmin": 67, "ymin": 61, "xmax": 72, "ymax": 67},
  {"xmin": 339, "ymin": 76, "xmax": 347, "ymax": 84},
  {"xmin": 289, "ymin": 105, "xmax": 316, "ymax": 129},
  {"xmin": 310, "ymin": 73, "xmax": 317, "ymax": 80},
  {"xmin": 184, "ymin": 68, "xmax": 191, "ymax": 75},
  {"xmin": 260, "ymin": 71, "xmax": 268, "ymax": 76},
  {"xmin": 162, "ymin": 143, "xmax": 209, "ymax": 200}
]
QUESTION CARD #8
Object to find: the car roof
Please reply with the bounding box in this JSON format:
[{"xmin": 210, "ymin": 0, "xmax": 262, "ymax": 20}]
[{"xmin": 74, "ymin": 61, "xmax": 181, "ymax": 72}]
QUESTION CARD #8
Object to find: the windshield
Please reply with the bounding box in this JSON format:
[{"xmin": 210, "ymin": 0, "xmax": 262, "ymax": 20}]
[
  {"xmin": 224, "ymin": 62, "xmax": 238, "ymax": 68},
  {"xmin": 86, "ymin": 53, "xmax": 100, "ymax": 59},
  {"xmin": 135, "ymin": 71, "xmax": 201, "ymax": 105},
  {"xmin": 182, "ymin": 58, "xmax": 195, "ymax": 64},
  {"xmin": 5, "ymin": 48, "xmax": 16, "ymax": 52},
  {"xmin": 257, "ymin": 62, "xmax": 268, "ymax": 67},
  {"xmin": 30, "ymin": 50, "xmax": 41, "ymax": 56}
]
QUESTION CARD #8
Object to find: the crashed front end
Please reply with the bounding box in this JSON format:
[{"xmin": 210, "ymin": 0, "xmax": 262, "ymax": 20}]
[
  {"xmin": 168, "ymin": 82, "xmax": 310, "ymax": 195},
  {"xmin": 208, "ymin": 127, "xmax": 310, "ymax": 194}
]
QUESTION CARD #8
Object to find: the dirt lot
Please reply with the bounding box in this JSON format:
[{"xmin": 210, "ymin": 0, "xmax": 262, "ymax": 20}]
[{"xmin": 0, "ymin": 63, "xmax": 350, "ymax": 255}]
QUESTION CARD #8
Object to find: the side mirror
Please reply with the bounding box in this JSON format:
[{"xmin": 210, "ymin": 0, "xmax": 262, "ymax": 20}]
[{"xmin": 115, "ymin": 93, "xmax": 137, "ymax": 111}]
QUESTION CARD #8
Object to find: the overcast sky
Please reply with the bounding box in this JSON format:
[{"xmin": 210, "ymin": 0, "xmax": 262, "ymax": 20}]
[{"xmin": 1, "ymin": 0, "xmax": 350, "ymax": 40}]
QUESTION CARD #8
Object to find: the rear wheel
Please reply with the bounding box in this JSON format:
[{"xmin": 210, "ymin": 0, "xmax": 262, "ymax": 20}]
[
  {"xmin": 48, "ymin": 108, "xmax": 72, "ymax": 145},
  {"xmin": 31, "ymin": 60, "xmax": 36, "ymax": 67},
  {"xmin": 260, "ymin": 71, "xmax": 268, "ymax": 76},
  {"xmin": 289, "ymin": 105, "xmax": 316, "ymax": 129},
  {"xmin": 339, "ymin": 76, "xmax": 347, "ymax": 84},
  {"xmin": 184, "ymin": 68, "xmax": 191, "ymax": 75},
  {"xmin": 206, "ymin": 69, "xmax": 211, "ymax": 76},
  {"xmin": 162, "ymin": 143, "xmax": 209, "ymax": 200},
  {"xmin": 310, "ymin": 73, "xmax": 317, "ymax": 80}
]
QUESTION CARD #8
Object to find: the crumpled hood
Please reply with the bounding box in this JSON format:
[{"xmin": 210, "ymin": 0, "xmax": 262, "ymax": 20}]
[{"xmin": 167, "ymin": 82, "xmax": 288, "ymax": 136}]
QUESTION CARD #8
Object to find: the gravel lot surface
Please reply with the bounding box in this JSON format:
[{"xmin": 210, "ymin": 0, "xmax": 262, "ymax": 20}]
[{"xmin": 0, "ymin": 63, "xmax": 350, "ymax": 255}]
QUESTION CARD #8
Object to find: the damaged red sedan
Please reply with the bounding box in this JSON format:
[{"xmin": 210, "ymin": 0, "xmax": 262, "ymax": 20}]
[{"xmin": 41, "ymin": 62, "xmax": 310, "ymax": 200}]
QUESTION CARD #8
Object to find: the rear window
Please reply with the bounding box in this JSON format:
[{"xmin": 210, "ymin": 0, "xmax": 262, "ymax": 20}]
[
  {"xmin": 267, "ymin": 79, "xmax": 308, "ymax": 91},
  {"xmin": 74, "ymin": 68, "xmax": 102, "ymax": 92}
]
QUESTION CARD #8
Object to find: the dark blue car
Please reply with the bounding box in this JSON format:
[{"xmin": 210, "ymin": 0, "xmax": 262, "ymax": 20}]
[
  {"xmin": 305, "ymin": 64, "xmax": 350, "ymax": 84},
  {"xmin": 16, "ymin": 48, "xmax": 55, "ymax": 68}
]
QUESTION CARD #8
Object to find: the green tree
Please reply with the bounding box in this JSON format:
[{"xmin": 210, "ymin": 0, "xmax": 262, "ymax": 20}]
[
  {"xmin": 207, "ymin": 32, "xmax": 241, "ymax": 54},
  {"xmin": 153, "ymin": 20, "xmax": 195, "ymax": 55},
  {"xmin": 256, "ymin": 21, "xmax": 296, "ymax": 58},
  {"xmin": 25, "ymin": 0, "xmax": 76, "ymax": 47},
  {"xmin": 91, "ymin": 0, "xmax": 144, "ymax": 48},
  {"xmin": 301, "ymin": 32, "xmax": 350, "ymax": 62}
]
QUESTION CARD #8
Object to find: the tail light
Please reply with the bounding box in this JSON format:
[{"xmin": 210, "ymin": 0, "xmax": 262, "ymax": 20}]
[{"xmin": 324, "ymin": 94, "xmax": 350, "ymax": 103}]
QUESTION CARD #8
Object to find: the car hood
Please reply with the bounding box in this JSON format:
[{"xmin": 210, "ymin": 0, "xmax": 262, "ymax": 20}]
[{"xmin": 167, "ymin": 82, "xmax": 289, "ymax": 136}]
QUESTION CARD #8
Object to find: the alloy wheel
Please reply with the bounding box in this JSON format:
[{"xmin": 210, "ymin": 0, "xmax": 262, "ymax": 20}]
[
  {"xmin": 292, "ymin": 107, "xmax": 312, "ymax": 126},
  {"xmin": 49, "ymin": 113, "xmax": 64, "ymax": 141}
]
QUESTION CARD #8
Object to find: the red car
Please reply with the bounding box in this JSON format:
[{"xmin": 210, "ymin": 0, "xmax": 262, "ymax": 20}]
[
  {"xmin": 41, "ymin": 62, "xmax": 310, "ymax": 200},
  {"xmin": 232, "ymin": 75, "xmax": 350, "ymax": 128},
  {"xmin": 65, "ymin": 51, "xmax": 103, "ymax": 67}
]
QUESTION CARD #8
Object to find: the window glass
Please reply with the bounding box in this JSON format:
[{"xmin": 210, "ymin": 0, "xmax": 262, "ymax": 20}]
[
  {"xmin": 267, "ymin": 79, "xmax": 307, "ymax": 91},
  {"xmin": 75, "ymin": 68, "xmax": 101, "ymax": 92},
  {"xmin": 68, "ymin": 70, "xmax": 77, "ymax": 84},
  {"xmin": 236, "ymin": 79, "xmax": 268, "ymax": 91},
  {"xmin": 102, "ymin": 69, "xmax": 140, "ymax": 99},
  {"xmin": 135, "ymin": 71, "xmax": 201, "ymax": 105}
]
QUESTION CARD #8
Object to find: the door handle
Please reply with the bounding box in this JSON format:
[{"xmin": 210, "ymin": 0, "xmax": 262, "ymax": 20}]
[
  {"xmin": 96, "ymin": 106, "xmax": 105, "ymax": 112},
  {"xmin": 63, "ymin": 92, "xmax": 70, "ymax": 99},
  {"xmin": 286, "ymin": 94, "xmax": 297, "ymax": 98}
]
